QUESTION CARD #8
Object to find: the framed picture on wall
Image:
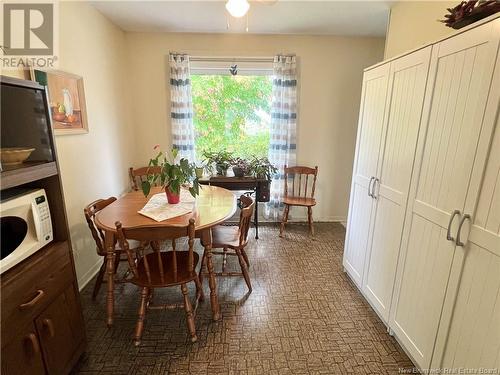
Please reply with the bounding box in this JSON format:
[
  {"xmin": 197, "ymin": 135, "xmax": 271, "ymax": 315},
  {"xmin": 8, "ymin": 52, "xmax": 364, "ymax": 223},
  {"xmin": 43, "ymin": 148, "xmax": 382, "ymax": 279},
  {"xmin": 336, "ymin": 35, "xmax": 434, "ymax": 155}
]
[{"xmin": 30, "ymin": 69, "xmax": 89, "ymax": 135}]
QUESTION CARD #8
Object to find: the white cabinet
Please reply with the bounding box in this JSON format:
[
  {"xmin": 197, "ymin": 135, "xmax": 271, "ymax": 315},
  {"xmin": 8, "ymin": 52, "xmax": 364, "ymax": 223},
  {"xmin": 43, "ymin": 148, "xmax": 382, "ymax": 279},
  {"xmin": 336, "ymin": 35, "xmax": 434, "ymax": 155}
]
[
  {"xmin": 344, "ymin": 46, "xmax": 432, "ymax": 319},
  {"xmin": 390, "ymin": 20, "xmax": 500, "ymax": 370},
  {"xmin": 362, "ymin": 47, "xmax": 431, "ymax": 323},
  {"xmin": 344, "ymin": 15, "xmax": 500, "ymax": 373},
  {"xmin": 431, "ymin": 55, "xmax": 500, "ymax": 371},
  {"xmin": 344, "ymin": 63, "xmax": 390, "ymax": 287}
]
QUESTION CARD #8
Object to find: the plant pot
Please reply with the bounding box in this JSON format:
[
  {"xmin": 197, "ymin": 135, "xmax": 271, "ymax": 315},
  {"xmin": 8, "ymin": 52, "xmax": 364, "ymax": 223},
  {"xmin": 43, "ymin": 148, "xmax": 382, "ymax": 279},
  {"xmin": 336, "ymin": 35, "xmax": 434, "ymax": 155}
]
[
  {"xmin": 165, "ymin": 187, "xmax": 180, "ymax": 204},
  {"xmin": 195, "ymin": 167, "xmax": 204, "ymax": 179},
  {"xmin": 216, "ymin": 163, "xmax": 228, "ymax": 176},
  {"xmin": 232, "ymin": 167, "xmax": 245, "ymax": 178}
]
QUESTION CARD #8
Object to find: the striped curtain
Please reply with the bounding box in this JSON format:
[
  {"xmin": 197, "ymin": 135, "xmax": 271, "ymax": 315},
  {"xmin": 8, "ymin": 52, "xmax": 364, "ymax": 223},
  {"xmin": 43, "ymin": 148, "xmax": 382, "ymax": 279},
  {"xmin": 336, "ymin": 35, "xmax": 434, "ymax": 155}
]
[
  {"xmin": 169, "ymin": 53, "xmax": 196, "ymax": 162},
  {"xmin": 267, "ymin": 54, "xmax": 297, "ymax": 220}
]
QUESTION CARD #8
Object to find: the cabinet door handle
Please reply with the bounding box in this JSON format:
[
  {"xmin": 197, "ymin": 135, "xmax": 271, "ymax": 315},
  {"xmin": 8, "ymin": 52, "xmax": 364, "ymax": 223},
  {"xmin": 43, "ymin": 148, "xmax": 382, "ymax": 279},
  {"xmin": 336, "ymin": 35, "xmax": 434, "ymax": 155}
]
[
  {"xmin": 372, "ymin": 178, "xmax": 379, "ymax": 199},
  {"xmin": 446, "ymin": 210, "xmax": 461, "ymax": 241},
  {"xmin": 42, "ymin": 318, "xmax": 55, "ymax": 338},
  {"xmin": 24, "ymin": 333, "xmax": 40, "ymax": 356},
  {"xmin": 19, "ymin": 290, "xmax": 45, "ymax": 310},
  {"xmin": 456, "ymin": 214, "xmax": 471, "ymax": 247},
  {"xmin": 368, "ymin": 177, "xmax": 374, "ymax": 197}
]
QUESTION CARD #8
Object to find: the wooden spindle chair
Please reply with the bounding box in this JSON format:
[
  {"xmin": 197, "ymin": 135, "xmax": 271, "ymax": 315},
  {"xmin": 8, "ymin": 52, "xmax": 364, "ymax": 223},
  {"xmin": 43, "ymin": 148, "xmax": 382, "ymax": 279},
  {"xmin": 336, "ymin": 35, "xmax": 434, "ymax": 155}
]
[
  {"xmin": 280, "ymin": 165, "xmax": 318, "ymax": 237},
  {"xmin": 115, "ymin": 218, "xmax": 203, "ymax": 345},
  {"xmin": 84, "ymin": 197, "xmax": 131, "ymax": 300},
  {"xmin": 200, "ymin": 195, "xmax": 255, "ymax": 292},
  {"xmin": 129, "ymin": 166, "xmax": 162, "ymax": 191}
]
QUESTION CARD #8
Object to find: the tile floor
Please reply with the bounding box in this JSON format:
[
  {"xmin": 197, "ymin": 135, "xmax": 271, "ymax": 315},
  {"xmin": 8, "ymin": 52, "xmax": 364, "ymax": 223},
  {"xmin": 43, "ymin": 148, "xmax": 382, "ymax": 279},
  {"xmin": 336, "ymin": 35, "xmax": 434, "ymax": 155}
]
[{"xmin": 72, "ymin": 223, "xmax": 415, "ymax": 374}]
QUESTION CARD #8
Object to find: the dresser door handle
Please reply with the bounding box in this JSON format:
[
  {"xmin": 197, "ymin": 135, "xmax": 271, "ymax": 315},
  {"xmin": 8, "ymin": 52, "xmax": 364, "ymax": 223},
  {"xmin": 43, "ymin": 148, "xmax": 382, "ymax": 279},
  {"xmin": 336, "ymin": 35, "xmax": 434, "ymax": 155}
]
[
  {"xmin": 456, "ymin": 214, "xmax": 471, "ymax": 247},
  {"xmin": 372, "ymin": 178, "xmax": 379, "ymax": 199},
  {"xmin": 368, "ymin": 177, "xmax": 374, "ymax": 197},
  {"xmin": 19, "ymin": 290, "xmax": 45, "ymax": 310},
  {"xmin": 446, "ymin": 210, "xmax": 460, "ymax": 241},
  {"xmin": 42, "ymin": 318, "xmax": 55, "ymax": 338},
  {"xmin": 24, "ymin": 333, "xmax": 40, "ymax": 356}
]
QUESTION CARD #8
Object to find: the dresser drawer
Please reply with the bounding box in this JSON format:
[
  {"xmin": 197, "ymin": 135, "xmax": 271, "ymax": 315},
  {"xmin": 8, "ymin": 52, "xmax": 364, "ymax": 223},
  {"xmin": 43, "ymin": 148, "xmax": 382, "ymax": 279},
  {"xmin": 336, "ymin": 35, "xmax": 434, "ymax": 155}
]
[{"xmin": 1, "ymin": 241, "xmax": 74, "ymax": 345}]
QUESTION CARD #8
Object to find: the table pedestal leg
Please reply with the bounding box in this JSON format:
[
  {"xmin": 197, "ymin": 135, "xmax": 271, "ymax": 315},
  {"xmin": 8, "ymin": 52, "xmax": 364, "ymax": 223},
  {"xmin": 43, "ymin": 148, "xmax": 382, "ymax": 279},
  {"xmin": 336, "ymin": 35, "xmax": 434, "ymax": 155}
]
[{"xmin": 105, "ymin": 232, "xmax": 115, "ymax": 327}]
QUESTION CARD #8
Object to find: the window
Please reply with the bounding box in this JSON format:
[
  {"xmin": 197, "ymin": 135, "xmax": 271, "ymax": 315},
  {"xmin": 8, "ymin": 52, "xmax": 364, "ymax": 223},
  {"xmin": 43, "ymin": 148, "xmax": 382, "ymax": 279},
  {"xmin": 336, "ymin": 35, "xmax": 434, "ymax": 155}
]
[{"xmin": 190, "ymin": 59, "xmax": 273, "ymax": 160}]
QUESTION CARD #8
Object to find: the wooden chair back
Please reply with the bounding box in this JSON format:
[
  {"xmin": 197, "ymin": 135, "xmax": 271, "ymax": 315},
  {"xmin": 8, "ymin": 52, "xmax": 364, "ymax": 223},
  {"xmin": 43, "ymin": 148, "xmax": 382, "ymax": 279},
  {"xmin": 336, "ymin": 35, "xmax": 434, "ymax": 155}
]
[
  {"xmin": 115, "ymin": 219, "xmax": 196, "ymax": 285},
  {"xmin": 84, "ymin": 197, "xmax": 117, "ymax": 256},
  {"xmin": 283, "ymin": 165, "xmax": 318, "ymax": 199},
  {"xmin": 238, "ymin": 195, "xmax": 255, "ymax": 247},
  {"xmin": 129, "ymin": 166, "xmax": 162, "ymax": 191}
]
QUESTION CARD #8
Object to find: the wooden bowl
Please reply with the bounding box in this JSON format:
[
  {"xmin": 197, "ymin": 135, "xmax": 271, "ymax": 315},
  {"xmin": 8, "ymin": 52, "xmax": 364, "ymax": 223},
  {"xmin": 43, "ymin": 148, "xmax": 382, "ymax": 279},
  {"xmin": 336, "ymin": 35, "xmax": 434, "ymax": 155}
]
[{"xmin": 0, "ymin": 148, "xmax": 35, "ymax": 166}]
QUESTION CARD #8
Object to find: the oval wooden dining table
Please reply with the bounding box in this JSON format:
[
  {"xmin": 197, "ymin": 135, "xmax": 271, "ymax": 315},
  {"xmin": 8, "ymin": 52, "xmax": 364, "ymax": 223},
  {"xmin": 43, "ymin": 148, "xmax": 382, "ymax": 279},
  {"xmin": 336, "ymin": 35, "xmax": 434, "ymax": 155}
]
[{"xmin": 95, "ymin": 185, "xmax": 237, "ymax": 326}]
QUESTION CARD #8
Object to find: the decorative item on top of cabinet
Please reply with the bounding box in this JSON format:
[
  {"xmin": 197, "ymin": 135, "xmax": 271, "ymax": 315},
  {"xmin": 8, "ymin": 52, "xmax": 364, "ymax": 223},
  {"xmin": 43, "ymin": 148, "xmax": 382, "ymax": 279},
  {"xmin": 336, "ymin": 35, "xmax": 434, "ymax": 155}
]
[{"xmin": 440, "ymin": 0, "xmax": 500, "ymax": 29}]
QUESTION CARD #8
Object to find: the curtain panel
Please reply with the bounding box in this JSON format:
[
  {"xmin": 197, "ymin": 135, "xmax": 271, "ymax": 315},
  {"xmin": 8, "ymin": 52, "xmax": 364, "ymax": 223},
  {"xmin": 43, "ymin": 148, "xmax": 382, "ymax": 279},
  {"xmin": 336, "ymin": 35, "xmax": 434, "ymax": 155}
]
[
  {"xmin": 169, "ymin": 53, "xmax": 196, "ymax": 162},
  {"xmin": 267, "ymin": 54, "xmax": 298, "ymax": 219}
]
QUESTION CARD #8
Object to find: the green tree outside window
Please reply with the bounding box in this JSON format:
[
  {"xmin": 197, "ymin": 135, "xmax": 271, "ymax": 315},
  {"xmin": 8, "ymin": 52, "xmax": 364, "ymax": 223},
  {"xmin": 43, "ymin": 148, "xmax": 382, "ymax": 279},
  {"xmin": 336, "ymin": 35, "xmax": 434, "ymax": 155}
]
[{"xmin": 191, "ymin": 74, "xmax": 272, "ymax": 160}]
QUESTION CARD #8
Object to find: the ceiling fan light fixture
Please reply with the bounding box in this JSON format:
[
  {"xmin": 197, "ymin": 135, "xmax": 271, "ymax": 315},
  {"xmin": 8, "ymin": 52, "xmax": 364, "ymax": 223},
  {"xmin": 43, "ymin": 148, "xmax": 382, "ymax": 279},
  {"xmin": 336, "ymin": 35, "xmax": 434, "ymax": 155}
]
[{"xmin": 225, "ymin": 0, "xmax": 250, "ymax": 18}]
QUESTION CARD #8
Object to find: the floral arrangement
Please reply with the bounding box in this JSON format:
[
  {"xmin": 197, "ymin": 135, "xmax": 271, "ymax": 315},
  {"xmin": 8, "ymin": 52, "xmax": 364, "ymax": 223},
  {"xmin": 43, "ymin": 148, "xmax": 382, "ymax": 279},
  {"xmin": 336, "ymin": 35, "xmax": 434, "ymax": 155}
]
[{"xmin": 440, "ymin": 0, "xmax": 500, "ymax": 29}]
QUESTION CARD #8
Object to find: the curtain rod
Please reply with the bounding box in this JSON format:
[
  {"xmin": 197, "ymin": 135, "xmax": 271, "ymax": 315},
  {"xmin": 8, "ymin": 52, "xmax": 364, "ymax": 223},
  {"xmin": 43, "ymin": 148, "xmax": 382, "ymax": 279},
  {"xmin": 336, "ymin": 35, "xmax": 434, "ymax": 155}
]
[{"xmin": 189, "ymin": 56, "xmax": 274, "ymax": 63}]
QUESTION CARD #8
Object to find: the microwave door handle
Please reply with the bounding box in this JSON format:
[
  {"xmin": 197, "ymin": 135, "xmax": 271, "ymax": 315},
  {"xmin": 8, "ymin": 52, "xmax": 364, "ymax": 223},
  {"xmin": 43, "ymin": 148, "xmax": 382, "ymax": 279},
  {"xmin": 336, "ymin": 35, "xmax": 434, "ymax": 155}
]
[{"xmin": 31, "ymin": 202, "xmax": 42, "ymax": 241}]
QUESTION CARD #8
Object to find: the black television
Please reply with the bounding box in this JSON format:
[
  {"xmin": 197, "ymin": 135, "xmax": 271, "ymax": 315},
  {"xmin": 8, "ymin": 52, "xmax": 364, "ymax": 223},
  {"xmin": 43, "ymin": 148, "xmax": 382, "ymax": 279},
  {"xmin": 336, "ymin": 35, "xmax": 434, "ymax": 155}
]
[{"xmin": 0, "ymin": 76, "xmax": 56, "ymax": 171}]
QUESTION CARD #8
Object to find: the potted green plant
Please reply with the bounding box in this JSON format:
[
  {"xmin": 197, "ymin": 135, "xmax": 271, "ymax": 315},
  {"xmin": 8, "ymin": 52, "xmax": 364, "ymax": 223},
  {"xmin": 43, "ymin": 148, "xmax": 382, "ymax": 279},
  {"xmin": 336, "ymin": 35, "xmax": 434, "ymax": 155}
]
[
  {"xmin": 231, "ymin": 157, "xmax": 251, "ymax": 178},
  {"xmin": 141, "ymin": 147, "xmax": 200, "ymax": 204},
  {"xmin": 203, "ymin": 150, "xmax": 233, "ymax": 176},
  {"xmin": 249, "ymin": 157, "xmax": 278, "ymax": 202},
  {"xmin": 195, "ymin": 163, "xmax": 205, "ymax": 179}
]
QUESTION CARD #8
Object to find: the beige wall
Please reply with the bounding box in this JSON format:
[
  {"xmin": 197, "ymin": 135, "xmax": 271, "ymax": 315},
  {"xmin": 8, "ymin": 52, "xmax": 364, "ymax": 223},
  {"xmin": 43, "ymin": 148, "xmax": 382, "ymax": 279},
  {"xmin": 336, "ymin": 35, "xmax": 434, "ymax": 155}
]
[
  {"xmin": 125, "ymin": 32, "xmax": 384, "ymax": 222},
  {"xmin": 385, "ymin": 1, "xmax": 456, "ymax": 59},
  {"xmin": 2, "ymin": 2, "xmax": 134, "ymax": 288}
]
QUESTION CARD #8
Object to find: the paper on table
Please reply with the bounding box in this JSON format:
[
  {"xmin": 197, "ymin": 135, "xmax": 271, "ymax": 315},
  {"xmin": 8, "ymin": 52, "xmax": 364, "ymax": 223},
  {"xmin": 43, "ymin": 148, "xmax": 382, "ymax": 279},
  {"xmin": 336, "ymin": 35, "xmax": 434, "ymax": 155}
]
[{"xmin": 138, "ymin": 188, "xmax": 196, "ymax": 222}]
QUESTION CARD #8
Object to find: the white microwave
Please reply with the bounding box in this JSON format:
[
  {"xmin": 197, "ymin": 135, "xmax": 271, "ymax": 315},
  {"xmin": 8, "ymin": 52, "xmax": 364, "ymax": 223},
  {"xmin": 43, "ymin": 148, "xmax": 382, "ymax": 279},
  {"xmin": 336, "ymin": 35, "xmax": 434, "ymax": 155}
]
[{"xmin": 0, "ymin": 188, "xmax": 53, "ymax": 274}]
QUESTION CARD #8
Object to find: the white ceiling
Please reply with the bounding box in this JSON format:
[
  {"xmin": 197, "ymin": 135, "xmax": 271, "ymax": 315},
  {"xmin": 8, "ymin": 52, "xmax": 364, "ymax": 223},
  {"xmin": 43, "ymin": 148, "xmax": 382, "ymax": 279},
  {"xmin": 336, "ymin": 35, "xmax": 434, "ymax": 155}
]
[{"xmin": 90, "ymin": 1, "xmax": 391, "ymax": 37}]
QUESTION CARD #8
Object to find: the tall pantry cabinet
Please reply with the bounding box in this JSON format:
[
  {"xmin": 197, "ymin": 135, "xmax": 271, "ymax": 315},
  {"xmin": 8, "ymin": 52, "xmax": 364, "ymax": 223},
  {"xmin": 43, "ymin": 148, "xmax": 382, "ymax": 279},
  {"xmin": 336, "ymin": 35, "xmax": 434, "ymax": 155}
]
[{"xmin": 343, "ymin": 15, "xmax": 500, "ymax": 372}]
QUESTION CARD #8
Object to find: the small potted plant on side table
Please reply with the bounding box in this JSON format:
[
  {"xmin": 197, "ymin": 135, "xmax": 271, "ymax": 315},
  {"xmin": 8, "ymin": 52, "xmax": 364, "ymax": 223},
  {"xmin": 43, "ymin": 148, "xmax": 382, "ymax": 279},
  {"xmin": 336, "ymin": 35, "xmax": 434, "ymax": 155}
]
[
  {"xmin": 203, "ymin": 150, "xmax": 233, "ymax": 176},
  {"xmin": 195, "ymin": 163, "xmax": 205, "ymax": 179},
  {"xmin": 141, "ymin": 147, "xmax": 200, "ymax": 204},
  {"xmin": 231, "ymin": 157, "xmax": 251, "ymax": 178},
  {"xmin": 249, "ymin": 157, "xmax": 278, "ymax": 202}
]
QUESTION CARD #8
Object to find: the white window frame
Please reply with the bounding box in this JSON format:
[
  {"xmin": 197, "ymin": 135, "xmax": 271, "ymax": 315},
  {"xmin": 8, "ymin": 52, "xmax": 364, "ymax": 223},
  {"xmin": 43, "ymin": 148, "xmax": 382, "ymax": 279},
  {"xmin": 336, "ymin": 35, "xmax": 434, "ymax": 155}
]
[{"xmin": 190, "ymin": 56, "xmax": 273, "ymax": 76}]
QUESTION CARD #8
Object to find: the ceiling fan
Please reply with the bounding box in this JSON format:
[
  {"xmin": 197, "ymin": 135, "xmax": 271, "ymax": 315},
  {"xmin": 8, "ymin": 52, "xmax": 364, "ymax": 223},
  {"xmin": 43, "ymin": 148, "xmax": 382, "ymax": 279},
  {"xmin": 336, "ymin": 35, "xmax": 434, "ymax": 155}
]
[{"xmin": 225, "ymin": 0, "xmax": 278, "ymax": 18}]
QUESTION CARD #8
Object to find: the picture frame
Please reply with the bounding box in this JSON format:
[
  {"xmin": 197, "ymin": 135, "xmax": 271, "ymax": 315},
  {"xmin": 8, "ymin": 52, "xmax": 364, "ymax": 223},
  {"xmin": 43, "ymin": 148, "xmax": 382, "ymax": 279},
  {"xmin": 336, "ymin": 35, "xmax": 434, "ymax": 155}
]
[{"xmin": 30, "ymin": 68, "xmax": 89, "ymax": 135}]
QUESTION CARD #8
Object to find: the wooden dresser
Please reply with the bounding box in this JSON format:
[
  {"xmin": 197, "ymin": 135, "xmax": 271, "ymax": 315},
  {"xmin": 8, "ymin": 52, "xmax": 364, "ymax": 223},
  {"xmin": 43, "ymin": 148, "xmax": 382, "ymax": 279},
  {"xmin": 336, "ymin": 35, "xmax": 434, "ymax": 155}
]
[{"xmin": 1, "ymin": 76, "xmax": 86, "ymax": 374}]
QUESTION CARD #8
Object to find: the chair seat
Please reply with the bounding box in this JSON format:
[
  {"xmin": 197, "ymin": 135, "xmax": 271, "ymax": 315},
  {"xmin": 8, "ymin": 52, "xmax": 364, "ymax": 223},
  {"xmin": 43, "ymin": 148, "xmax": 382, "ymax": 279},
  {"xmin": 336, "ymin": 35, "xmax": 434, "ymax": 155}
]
[
  {"xmin": 211, "ymin": 225, "xmax": 241, "ymax": 249},
  {"xmin": 132, "ymin": 251, "xmax": 199, "ymax": 287},
  {"xmin": 282, "ymin": 196, "xmax": 316, "ymax": 207}
]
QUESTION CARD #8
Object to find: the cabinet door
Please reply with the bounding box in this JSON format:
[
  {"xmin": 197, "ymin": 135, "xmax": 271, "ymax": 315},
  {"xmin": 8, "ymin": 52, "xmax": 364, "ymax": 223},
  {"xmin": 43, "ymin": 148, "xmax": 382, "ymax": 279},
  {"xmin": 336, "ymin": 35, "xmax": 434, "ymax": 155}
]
[
  {"xmin": 431, "ymin": 80, "xmax": 500, "ymax": 370},
  {"xmin": 362, "ymin": 47, "xmax": 431, "ymax": 323},
  {"xmin": 390, "ymin": 21, "xmax": 500, "ymax": 370},
  {"xmin": 344, "ymin": 63, "xmax": 391, "ymax": 287},
  {"xmin": 35, "ymin": 285, "xmax": 85, "ymax": 375},
  {"xmin": 1, "ymin": 321, "xmax": 46, "ymax": 375}
]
